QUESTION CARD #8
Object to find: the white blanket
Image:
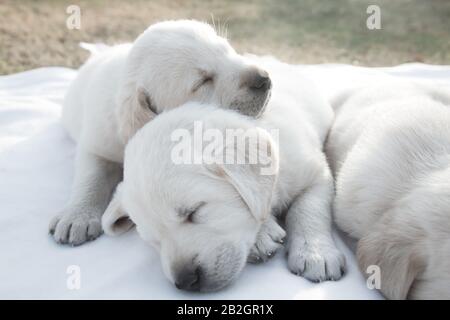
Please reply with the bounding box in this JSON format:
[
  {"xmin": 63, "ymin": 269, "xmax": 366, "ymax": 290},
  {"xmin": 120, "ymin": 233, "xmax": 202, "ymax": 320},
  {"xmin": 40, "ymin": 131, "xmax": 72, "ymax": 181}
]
[{"xmin": 1, "ymin": 63, "xmax": 449, "ymax": 299}]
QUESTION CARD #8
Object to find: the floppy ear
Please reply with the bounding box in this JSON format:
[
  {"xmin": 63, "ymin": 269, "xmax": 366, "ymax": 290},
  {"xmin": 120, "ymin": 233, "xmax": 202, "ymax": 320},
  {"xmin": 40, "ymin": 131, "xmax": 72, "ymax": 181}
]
[
  {"xmin": 357, "ymin": 212, "xmax": 425, "ymax": 300},
  {"xmin": 207, "ymin": 127, "xmax": 279, "ymax": 223},
  {"xmin": 102, "ymin": 182, "xmax": 135, "ymax": 236},
  {"xmin": 116, "ymin": 84, "xmax": 157, "ymax": 143}
]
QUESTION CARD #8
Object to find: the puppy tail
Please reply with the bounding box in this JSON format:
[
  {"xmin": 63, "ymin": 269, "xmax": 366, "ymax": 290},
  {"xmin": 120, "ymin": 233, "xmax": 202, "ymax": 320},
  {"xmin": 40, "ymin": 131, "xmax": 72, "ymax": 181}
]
[
  {"xmin": 79, "ymin": 42, "xmax": 111, "ymax": 55},
  {"xmin": 356, "ymin": 211, "xmax": 426, "ymax": 300}
]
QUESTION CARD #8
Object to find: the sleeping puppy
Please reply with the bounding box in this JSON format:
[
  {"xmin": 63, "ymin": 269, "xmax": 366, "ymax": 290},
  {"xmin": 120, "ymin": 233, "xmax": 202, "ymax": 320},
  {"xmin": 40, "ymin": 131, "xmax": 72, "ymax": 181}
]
[
  {"xmin": 103, "ymin": 59, "xmax": 346, "ymax": 291},
  {"xmin": 49, "ymin": 20, "xmax": 271, "ymax": 245},
  {"xmin": 326, "ymin": 82, "xmax": 450, "ymax": 299}
]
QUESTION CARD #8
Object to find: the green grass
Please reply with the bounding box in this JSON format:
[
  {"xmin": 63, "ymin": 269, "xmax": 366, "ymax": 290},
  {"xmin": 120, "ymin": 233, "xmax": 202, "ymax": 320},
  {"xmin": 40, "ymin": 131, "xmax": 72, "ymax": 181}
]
[{"xmin": 1, "ymin": 0, "xmax": 449, "ymax": 74}]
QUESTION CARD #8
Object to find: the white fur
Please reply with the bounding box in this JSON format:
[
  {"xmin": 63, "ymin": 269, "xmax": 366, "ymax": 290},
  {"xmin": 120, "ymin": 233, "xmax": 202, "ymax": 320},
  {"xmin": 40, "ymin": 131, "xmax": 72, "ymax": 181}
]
[
  {"xmin": 50, "ymin": 20, "xmax": 271, "ymax": 245},
  {"xmin": 326, "ymin": 81, "xmax": 450, "ymax": 299},
  {"xmin": 103, "ymin": 58, "xmax": 345, "ymax": 291}
]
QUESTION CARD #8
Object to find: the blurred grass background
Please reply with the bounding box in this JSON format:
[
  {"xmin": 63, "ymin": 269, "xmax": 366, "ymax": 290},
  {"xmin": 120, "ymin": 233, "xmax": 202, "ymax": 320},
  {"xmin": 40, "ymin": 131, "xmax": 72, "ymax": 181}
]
[{"xmin": 1, "ymin": 0, "xmax": 449, "ymax": 74}]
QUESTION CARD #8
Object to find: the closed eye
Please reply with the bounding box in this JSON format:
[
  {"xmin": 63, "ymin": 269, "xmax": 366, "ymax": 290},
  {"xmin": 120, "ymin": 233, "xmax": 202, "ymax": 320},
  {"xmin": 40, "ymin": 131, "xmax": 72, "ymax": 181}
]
[
  {"xmin": 180, "ymin": 202, "xmax": 206, "ymax": 223},
  {"xmin": 186, "ymin": 209, "xmax": 196, "ymax": 223},
  {"xmin": 192, "ymin": 74, "xmax": 214, "ymax": 92}
]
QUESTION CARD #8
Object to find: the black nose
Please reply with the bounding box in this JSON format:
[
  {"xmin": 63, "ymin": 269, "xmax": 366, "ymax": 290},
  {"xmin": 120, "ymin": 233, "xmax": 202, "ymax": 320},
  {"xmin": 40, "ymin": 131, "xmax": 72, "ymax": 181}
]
[
  {"xmin": 175, "ymin": 266, "xmax": 201, "ymax": 291},
  {"xmin": 249, "ymin": 70, "xmax": 271, "ymax": 92}
]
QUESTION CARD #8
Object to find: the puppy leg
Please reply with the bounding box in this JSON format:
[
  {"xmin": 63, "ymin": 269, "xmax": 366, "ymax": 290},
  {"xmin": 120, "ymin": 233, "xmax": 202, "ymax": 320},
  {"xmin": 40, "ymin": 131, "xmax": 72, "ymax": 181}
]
[
  {"xmin": 49, "ymin": 149, "xmax": 122, "ymax": 246},
  {"xmin": 286, "ymin": 168, "xmax": 346, "ymax": 282},
  {"xmin": 248, "ymin": 215, "xmax": 286, "ymax": 263}
]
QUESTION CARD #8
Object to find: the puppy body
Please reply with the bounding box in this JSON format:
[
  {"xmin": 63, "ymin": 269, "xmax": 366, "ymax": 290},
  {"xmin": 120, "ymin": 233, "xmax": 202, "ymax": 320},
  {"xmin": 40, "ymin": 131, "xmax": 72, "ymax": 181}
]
[
  {"xmin": 50, "ymin": 20, "xmax": 271, "ymax": 245},
  {"xmin": 105, "ymin": 59, "xmax": 345, "ymax": 291},
  {"xmin": 62, "ymin": 44, "xmax": 131, "ymax": 162},
  {"xmin": 326, "ymin": 81, "xmax": 450, "ymax": 299}
]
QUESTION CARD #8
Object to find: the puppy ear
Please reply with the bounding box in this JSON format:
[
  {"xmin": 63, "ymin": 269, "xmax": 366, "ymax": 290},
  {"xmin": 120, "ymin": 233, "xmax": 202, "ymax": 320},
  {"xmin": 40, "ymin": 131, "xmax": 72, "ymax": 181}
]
[
  {"xmin": 357, "ymin": 215, "xmax": 425, "ymax": 300},
  {"xmin": 116, "ymin": 85, "xmax": 157, "ymax": 143},
  {"xmin": 102, "ymin": 183, "xmax": 135, "ymax": 236},
  {"xmin": 207, "ymin": 127, "xmax": 279, "ymax": 223}
]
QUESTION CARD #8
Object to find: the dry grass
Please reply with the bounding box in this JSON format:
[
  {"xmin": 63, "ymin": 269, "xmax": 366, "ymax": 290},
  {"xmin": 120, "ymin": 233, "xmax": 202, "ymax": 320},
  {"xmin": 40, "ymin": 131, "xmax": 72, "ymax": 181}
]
[{"xmin": 1, "ymin": 0, "xmax": 450, "ymax": 74}]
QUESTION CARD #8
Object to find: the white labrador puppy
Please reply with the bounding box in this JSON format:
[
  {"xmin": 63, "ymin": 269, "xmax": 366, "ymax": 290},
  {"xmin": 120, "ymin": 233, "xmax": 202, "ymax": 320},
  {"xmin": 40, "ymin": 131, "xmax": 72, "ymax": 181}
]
[
  {"xmin": 103, "ymin": 58, "xmax": 346, "ymax": 291},
  {"xmin": 326, "ymin": 81, "xmax": 450, "ymax": 299},
  {"xmin": 49, "ymin": 20, "xmax": 272, "ymax": 245}
]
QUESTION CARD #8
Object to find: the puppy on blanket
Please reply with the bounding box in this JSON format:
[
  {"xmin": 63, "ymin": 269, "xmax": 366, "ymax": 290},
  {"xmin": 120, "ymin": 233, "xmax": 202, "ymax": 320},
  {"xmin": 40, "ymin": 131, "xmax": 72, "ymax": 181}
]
[
  {"xmin": 103, "ymin": 58, "xmax": 345, "ymax": 291},
  {"xmin": 326, "ymin": 81, "xmax": 450, "ymax": 299},
  {"xmin": 49, "ymin": 20, "xmax": 271, "ymax": 245}
]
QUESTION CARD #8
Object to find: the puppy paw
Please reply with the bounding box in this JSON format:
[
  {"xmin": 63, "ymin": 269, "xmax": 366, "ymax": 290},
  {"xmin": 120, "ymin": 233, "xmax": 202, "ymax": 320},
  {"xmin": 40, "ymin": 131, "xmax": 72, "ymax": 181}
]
[
  {"xmin": 248, "ymin": 217, "xmax": 286, "ymax": 263},
  {"xmin": 49, "ymin": 210, "xmax": 103, "ymax": 246},
  {"xmin": 288, "ymin": 242, "xmax": 346, "ymax": 282}
]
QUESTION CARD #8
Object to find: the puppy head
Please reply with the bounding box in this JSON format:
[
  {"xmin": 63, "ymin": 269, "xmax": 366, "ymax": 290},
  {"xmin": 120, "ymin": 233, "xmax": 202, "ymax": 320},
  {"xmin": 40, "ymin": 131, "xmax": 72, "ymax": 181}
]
[
  {"xmin": 116, "ymin": 20, "xmax": 272, "ymax": 143},
  {"xmin": 105, "ymin": 104, "xmax": 279, "ymax": 291}
]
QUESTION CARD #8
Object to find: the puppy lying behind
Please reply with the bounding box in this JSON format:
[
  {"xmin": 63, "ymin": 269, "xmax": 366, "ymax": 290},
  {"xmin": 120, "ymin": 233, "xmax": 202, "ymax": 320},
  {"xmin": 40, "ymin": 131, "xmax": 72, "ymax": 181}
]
[
  {"xmin": 103, "ymin": 59, "xmax": 345, "ymax": 291},
  {"xmin": 326, "ymin": 82, "xmax": 450, "ymax": 299},
  {"xmin": 49, "ymin": 20, "xmax": 271, "ymax": 245}
]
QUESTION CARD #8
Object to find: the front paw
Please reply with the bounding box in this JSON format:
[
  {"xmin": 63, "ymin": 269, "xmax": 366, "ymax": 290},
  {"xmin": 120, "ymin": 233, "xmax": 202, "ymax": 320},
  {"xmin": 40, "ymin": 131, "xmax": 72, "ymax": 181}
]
[
  {"xmin": 288, "ymin": 242, "xmax": 346, "ymax": 282},
  {"xmin": 49, "ymin": 209, "xmax": 103, "ymax": 246},
  {"xmin": 248, "ymin": 217, "xmax": 286, "ymax": 263}
]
